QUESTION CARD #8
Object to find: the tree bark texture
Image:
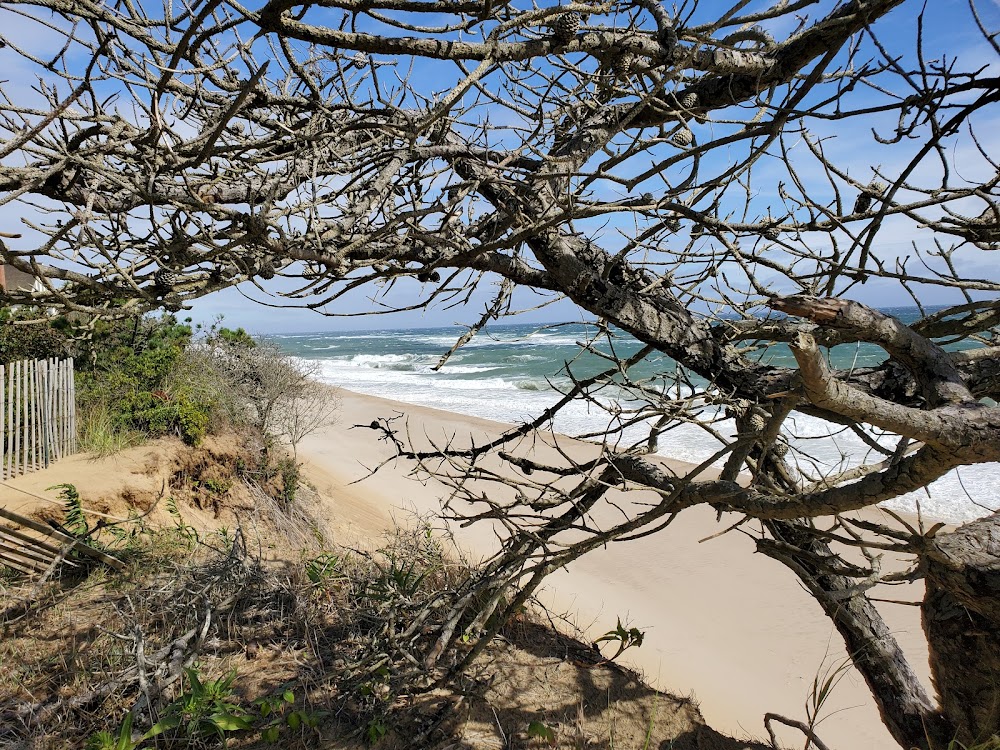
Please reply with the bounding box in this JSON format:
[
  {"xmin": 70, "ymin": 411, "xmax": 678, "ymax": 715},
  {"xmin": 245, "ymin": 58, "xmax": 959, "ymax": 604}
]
[
  {"xmin": 924, "ymin": 514, "xmax": 1000, "ymax": 745},
  {"xmin": 761, "ymin": 520, "xmax": 954, "ymax": 750}
]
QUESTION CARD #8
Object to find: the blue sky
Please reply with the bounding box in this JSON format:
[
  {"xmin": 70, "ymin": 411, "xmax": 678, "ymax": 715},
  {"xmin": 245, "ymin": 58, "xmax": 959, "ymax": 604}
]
[
  {"xmin": 178, "ymin": 0, "xmax": 1000, "ymax": 333},
  {"xmin": 2, "ymin": 0, "xmax": 998, "ymax": 334}
]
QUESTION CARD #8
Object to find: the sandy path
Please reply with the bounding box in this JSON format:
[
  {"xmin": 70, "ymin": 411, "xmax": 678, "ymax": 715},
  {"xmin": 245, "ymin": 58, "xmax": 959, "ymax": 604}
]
[{"xmin": 299, "ymin": 387, "xmax": 934, "ymax": 750}]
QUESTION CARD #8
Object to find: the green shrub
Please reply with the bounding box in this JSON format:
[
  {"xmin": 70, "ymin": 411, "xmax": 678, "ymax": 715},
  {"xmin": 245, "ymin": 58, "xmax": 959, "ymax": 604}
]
[
  {"xmin": 72, "ymin": 315, "xmax": 216, "ymax": 448},
  {"xmin": 213, "ymin": 326, "xmax": 256, "ymax": 348},
  {"xmin": 0, "ymin": 308, "xmax": 70, "ymax": 363},
  {"xmin": 175, "ymin": 397, "xmax": 210, "ymax": 446},
  {"xmin": 277, "ymin": 457, "xmax": 300, "ymax": 506}
]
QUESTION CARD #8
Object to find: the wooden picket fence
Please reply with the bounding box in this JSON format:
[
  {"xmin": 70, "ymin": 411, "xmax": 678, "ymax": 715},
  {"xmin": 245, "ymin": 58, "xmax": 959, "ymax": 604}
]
[{"xmin": 1, "ymin": 357, "xmax": 77, "ymax": 479}]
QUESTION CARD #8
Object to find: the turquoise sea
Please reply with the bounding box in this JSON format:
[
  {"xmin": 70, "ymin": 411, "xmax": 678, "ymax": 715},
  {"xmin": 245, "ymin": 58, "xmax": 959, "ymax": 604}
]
[{"xmin": 270, "ymin": 308, "xmax": 995, "ymax": 523}]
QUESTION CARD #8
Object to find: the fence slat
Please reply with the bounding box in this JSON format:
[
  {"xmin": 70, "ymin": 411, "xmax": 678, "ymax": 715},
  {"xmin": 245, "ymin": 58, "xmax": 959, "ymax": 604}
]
[
  {"xmin": 0, "ymin": 507, "xmax": 124, "ymax": 570},
  {"xmin": 64, "ymin": 359, "xmax": 69, "ymax": 457},
  {"xmin": 8, "ymin": 363, "xmax": 14, "ymax": 478},
  {"xmin": 0, "ymin": 549, "xmax": 45, "ymax": 574},
  {"xmin": 43, "ymin": 359, "xmax": 51, "ymax": 467},
  {"xmin": 14, "ymin": 360, "xmax": 21, "ymax": 477},
  {"xmin": 56, "ymin": 361, "xmax": 67, "ymax": 458},
  {"xmin": 25, "ymin": 359, "xmax": 33, "ymax": 472},
  {"xmin": 51, "ymin": 360, "xmax": 57, "ymax": 461},
  {"xmin": 0, "ymin": 363, "xmax": 4, "ymax": 480},
  {"xmin": 0, "ymin": 523, "xmax": 62, "ymax": 556},
  {"xmin": 0, "ymin": 534, "xmax": 58, "ymax": 567},
  {"xmin": 70, "ymin": 358, "xmax": 76, "ymax": 454},
  {"xmin": 34, "ymin": 359, "xmax": 41, "ymax": 470},
  {"xmin": 62, "ymin": 360, "xmax": 73, "ymax": 456}
]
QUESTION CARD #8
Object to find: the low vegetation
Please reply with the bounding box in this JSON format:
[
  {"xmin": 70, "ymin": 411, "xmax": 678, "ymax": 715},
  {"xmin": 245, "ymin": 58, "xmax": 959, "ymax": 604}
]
[
  {"xmin": 0, "ymin": 308, "xmax": 335, "ymax": 458},
  {"xmin": 69, "ymin": 314, "xmax": 333, "ymax": 454}
]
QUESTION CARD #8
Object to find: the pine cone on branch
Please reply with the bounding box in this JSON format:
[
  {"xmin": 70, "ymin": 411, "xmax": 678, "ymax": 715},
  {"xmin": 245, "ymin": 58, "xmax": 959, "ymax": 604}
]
[
  {"xmin": 258, "ymin": 259, "xmax": 276, "ymax": 280},
  {"xmin": 552, "ymin": 12, "xmax": 581, "ymax": 46},
  {"xmin": 154, "ymin": 268, "xmax": 178, "ymax": 290},
  {"xmin": 726, "ymin": 398, "xmax": 752, "ymax": 419},
  {"xmin": 853, "ymin": 179, "xmax": 888, "ymax": 214},
  {"xmin": 614, "ymin": 52, "xmax": 637, "ymax": 80},
  {"xmin": 671, "ymin": 127, "xmax": 693, "ymax": 147}
]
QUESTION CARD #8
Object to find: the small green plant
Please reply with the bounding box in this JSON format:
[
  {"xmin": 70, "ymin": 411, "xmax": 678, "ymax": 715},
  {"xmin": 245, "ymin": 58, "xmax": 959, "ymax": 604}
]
[
  {"xmin": 175, "ymin": 396, "xmax": 210, "ymax": 446},
  {"xmin": 145, "ymin": 667, "xmax": 252, "ymax": 743},
  {"xmin": 85, "ymin": 712, "xmax": 141, "ymax": 750},
  {"xmin": 276, "ymin": 457, "xmax": 300, "ymax": 506},
  {"xmin": 165, "ymin": 496, "xmax": 200, "ymax": 544},
  {"xmin": 201, "ymin": 477, "xmax": 232, "ymax": 495},
  {"xmin": 365, "ymin": 717, "xmax": 388, "ymax": 745},
  {"xmin": 214, "ymin": 526, "xmax": 233, "ymax": 552},
  {"xmin": 305, "ymin": 552, "xmax": 340, "ymax": 585},
  {"xmin": 252, "ymin": 686, "xmax": 323, "ymax": 742},
  {"xmin": 365, "ymin": 555, "xmax": 428, "ymax": 601},
  {"xmin": 641, "ymin": 694, "xmax": 661, "ymax": 750},
  {"xmin": 51, "ymin": 483, "xmax": 88, "ymax": 538},
  {"xmin": 594, "ymin": 618, "xmax": 645, "ymax": 663},
  {"xmin": 527, "ymin": 719, "xmax": 556, "ymax": 745},
  {"xmin": 804, "ymin": 652, "xmax": 855, "ymax": 741},
  {"xmin": 87, "ymin": 680, "xmax": 325, "ymax": 749},
  {"xmin": 358, "ymin": 665, "xmax": 392, "ymax": 706}
]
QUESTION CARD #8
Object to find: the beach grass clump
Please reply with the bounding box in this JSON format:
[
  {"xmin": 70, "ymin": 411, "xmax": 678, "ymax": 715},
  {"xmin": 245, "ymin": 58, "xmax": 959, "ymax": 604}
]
[{"xmin": 77, "ymin": 399, "xmax": 146, "ymax": 457}]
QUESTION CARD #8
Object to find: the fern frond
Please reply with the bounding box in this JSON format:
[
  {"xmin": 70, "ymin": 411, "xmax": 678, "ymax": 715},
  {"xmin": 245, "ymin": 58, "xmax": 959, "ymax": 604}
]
[{"xmin": 49, "ymin": 483, "xmax": 87, "ymax": 538}]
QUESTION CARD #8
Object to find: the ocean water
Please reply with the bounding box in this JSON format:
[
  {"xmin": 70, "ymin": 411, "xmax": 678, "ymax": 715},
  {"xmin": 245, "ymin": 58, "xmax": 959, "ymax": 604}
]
[{"xmin": 270, "ymin": 311, "xmax": 997, "ymax": 524}]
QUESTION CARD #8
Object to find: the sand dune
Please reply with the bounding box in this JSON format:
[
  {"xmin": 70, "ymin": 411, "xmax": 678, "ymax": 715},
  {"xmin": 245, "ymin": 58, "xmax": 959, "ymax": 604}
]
[{"xmin": 299, "ymin": 387, "xmax": 934, "ymax": 750}]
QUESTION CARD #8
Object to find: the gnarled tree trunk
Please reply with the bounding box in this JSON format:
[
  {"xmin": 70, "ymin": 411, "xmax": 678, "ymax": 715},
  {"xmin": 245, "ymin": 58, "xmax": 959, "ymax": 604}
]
[{"xmin": 924, "ymin": 513, "xmax": 1000, "ymax": 745}]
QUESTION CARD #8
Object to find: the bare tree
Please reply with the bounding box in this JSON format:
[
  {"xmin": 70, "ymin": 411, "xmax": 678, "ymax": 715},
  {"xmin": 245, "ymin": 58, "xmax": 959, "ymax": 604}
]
[
  {"xmin": 169, "ymin": 337, "xmax": 340, "ymax": 451},
  {"xmin": 1, "ymin": 0, "xmax": 999, "ymax": 746}
]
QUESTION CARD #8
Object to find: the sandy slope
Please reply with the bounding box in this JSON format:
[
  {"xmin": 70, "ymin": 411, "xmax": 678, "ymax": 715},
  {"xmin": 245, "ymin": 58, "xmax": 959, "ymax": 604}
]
[{"xmin": 298, "ymin": 387, "xmax": 934, "ymax": 750}]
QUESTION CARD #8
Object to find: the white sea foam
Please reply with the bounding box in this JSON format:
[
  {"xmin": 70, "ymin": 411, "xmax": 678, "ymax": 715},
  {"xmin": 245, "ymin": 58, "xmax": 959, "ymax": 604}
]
[
  {"xmin": 522, "ymin": 334, "xmax": 584, "ymax": 347},
  {"xmin": 301, "ymin": 341, "xmax": 998, "ymax": 525}
]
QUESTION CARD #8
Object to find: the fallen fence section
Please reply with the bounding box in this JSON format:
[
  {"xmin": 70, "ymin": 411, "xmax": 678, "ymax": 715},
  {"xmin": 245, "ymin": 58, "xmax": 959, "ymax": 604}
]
[{"xmin": 0, "ymin": 506, "xmax": 124, "ymax": 577}]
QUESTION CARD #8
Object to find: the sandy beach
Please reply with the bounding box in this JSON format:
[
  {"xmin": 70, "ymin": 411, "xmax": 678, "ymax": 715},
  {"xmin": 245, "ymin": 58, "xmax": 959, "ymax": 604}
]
[{"xmin": 298, "ymin": 386, "xmax": 934, "ymax": 750}]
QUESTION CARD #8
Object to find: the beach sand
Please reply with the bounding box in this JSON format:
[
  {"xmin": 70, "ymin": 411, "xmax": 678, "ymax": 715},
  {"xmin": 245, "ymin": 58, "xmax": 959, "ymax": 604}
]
[{"xmin": 298, "ymin": 387, "xmax": 934, "ymax": 750}]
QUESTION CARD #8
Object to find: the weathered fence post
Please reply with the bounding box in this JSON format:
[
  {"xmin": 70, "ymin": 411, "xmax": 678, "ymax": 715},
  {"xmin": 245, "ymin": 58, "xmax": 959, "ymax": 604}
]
[{"xmin": 0, "ymin": 363, "xmax": 5, "ymax": 480}]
